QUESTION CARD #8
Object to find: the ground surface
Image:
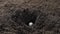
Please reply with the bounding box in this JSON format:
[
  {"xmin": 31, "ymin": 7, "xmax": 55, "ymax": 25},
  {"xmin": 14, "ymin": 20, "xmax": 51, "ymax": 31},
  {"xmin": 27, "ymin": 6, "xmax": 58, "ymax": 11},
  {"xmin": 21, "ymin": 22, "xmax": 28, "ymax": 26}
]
[{"xmin": 0, "ymin": 0, "xmax": 60, "ymax": 34}]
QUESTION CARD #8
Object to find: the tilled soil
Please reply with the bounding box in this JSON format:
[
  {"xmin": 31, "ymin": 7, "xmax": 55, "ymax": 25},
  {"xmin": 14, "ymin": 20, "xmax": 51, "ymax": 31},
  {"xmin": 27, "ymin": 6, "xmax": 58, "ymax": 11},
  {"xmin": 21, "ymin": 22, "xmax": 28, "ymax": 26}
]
[{"xmin": 0, "ymin": 0, "xmax": 60, "ymax": 34}]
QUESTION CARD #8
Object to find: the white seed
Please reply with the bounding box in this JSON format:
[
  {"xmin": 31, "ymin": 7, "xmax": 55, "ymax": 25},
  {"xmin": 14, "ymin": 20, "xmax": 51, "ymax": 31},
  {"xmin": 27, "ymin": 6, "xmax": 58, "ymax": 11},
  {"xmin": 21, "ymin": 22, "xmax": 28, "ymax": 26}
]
[{"xmin": 29, "ymin": 22, "xmax": 33, "ymax": 26}]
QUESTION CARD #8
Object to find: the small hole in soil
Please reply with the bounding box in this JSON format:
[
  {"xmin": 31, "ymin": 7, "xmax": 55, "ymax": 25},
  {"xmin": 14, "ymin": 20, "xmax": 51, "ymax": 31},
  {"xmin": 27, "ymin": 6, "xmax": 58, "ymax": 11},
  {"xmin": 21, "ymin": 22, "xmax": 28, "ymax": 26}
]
[{"xmin": 11, "ymin": 9, "xmax": 38, "ymax": 26}]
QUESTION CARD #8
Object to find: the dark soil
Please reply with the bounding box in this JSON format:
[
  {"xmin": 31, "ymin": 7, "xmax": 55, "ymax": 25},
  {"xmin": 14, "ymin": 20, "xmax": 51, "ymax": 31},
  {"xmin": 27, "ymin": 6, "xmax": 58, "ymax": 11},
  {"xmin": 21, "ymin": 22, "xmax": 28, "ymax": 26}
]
[{"xmin": 0, "ymin": 0, "xmax": 60, "ymax": 34}]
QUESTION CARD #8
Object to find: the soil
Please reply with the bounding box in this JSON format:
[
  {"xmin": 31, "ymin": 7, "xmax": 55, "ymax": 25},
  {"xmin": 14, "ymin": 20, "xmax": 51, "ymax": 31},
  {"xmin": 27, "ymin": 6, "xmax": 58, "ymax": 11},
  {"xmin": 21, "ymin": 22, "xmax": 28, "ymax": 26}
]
[{"xmin": 0, "ymin": 0, "xmax": 60, "ymax": 34}]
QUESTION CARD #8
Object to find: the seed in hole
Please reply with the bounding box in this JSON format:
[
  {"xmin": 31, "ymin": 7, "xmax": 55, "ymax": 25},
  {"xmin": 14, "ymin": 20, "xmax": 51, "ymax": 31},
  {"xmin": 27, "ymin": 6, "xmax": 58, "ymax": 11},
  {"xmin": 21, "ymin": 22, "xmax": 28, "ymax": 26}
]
[{"xmin": 29, "ymin": 22, "xmax": 33, "ymax": 26}]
